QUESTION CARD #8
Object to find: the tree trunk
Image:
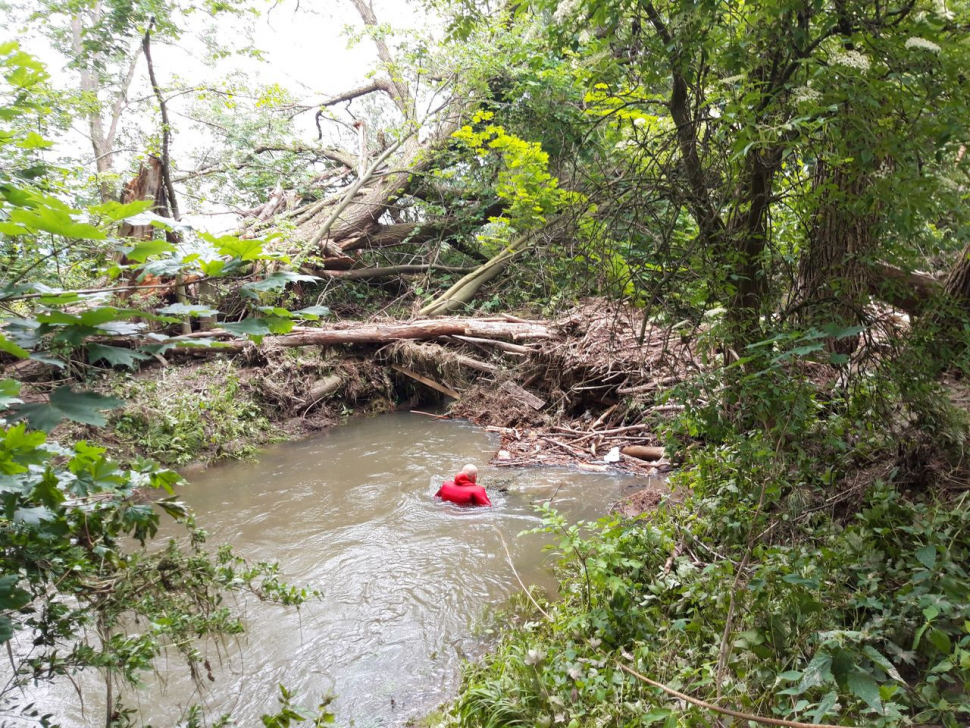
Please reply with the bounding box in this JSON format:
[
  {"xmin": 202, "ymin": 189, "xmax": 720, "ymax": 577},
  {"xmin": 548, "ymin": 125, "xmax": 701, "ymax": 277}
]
[
  {"xmin": 794, "ymin": 164, "xmax": 876, "ymax": 352},
  {"xmin": 211, "ymin": 318, "xmax": 552, "ymax": 350},
  {"xmin": 944, "ymin": 244, "xmax": 970, "ymax": 304},
  {"xmin": 117, "ymin": 157, "xmax": 166, "ymax": 241},
  {"xmin": 419, "ymin": 234, "xmax": 531, "ymax": 316}
]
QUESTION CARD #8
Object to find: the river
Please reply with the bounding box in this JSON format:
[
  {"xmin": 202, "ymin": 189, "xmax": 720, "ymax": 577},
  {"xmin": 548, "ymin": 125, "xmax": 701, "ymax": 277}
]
[{"xmin": 36, "ymin": 412, "xmax": 653, "ymax": 727}]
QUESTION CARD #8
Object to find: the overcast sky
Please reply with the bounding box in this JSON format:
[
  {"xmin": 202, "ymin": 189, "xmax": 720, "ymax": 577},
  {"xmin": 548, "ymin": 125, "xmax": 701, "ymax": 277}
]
[{"xmin": 11, "ymin": 0, "xmax": 436, "ymax": 229}]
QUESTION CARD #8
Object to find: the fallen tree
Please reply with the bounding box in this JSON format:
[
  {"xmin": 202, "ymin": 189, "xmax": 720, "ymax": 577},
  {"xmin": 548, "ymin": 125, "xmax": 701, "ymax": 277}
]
[{"xmin": 206, "ymin": 317, "xmax": 553, "ymax": 350}]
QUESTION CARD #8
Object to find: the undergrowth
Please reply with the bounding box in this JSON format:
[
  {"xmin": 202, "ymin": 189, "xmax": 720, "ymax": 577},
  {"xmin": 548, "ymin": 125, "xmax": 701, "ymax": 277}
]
[
  {"xmin": 451, "ymin": 335, "xmax": 970, "ymax": 728},
  {"xmin": 104, "ymin": 361, "xmax": 276, "ymax": 466}
]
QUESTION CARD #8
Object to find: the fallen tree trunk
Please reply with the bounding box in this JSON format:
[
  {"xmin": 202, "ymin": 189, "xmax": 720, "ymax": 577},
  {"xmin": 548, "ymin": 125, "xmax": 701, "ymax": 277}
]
[
  {"xmin": 870, "ymin": 262, "xmax": 941, "ymax": 315},
  {"xmin": 320, "ymin": 264, "xmax": 473, "ymax": 280},
  {"xmin": 304, "ymin": 374, "xmax": 343, "ymax": 405},
  {"xmin": 621, "ymin": 445, "xmax": 666, "ymax": 462},
  {"xmin": 419, "ymin": 234, "xmax": 532, "ymax": 316},
  {"xmin": 213, "ymin": 318, "xmax": 552, "ymax": 351}
]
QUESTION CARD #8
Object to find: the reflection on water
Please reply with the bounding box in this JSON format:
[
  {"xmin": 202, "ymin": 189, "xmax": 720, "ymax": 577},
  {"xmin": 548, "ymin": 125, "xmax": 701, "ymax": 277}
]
[{"xmin": 39, "ymin": 412, "xmax": 654, "ymax": 727}]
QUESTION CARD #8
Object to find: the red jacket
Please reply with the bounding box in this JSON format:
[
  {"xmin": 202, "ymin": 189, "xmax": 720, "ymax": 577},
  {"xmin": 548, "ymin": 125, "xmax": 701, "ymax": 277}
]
[{"xmin": 436, "ymin": 473, "xmax": 491, "ymax": 507}]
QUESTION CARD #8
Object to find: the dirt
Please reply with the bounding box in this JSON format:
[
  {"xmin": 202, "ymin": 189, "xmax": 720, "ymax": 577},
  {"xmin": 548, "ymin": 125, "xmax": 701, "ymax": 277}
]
[{"xmin": 610, "ymin": 481, "xmax": 680, "ymax": 518}]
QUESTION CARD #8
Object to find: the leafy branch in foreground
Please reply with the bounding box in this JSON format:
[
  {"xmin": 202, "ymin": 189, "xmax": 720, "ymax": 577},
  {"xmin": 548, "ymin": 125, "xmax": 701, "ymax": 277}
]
[{"xmin": 0, "ymin": 42, "xmax": 327, "ymax": 726}]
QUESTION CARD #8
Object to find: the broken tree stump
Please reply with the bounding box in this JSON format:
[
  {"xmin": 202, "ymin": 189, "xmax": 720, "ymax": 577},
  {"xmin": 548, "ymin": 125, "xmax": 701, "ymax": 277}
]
[{"xmin": 305, "ymin": 374, "xmax": 343, "ymax": 405}]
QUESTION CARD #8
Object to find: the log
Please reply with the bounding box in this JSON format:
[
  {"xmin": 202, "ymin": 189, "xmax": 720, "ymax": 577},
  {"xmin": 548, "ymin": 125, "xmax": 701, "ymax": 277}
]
[
  {"xmin": 305, "ymin": 374, "xmax": 343, "ymax": 404},
  {"xmin": 418, "ymin": 233, "xmax": 532, "ymax": 316},
  {"xmin": 320, "ymin": 265, "xmax": 473, "ymax": 280},
  {"xmin": 621, "ymin": 445, "xmax": 666, "ymax": 462},
  {"xmin": 869, "ymin": 262, "xmax": 942, "ymax": 315},
  {"xmin": 394, "ymin": 340, "xmax": 500, "ymax": 374},
  {"xmin": 618, "ymin": 375, "xmax": 683, "ymax": 396},
  {"xmin": 391, "ymin": 364, "xmax": 460, "ymax": 399},
  {"xmin": 448, "ymin": 335, "xmax": 531, "ymax": 354},
  {"xmin": 217, "ymin": 319, "xmax": 553, "ymax": 350}
]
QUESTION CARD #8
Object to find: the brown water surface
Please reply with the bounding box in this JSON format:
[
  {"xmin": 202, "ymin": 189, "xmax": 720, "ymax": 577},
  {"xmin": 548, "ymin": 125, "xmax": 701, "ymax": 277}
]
[{"xmin": 39, "ymin": 412, "xmax": 653, "ymax": 727}]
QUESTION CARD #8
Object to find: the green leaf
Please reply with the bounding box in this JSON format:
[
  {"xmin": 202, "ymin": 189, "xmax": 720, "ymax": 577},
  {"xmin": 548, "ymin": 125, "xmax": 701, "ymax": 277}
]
[
  {"xmin": 222, "ymin": 318, "xmax": 272, "ymax": 337},
  {"xmin": 241, "ymin": 272, "xmax": 320, "ymax": 296},
  {"xmin": 862, "ymin": 645, "xmax": 903, "ymax": 682},
  {"xmin": 0, "ymin": 379, "xmax": 22, "ymax": 409},
  {"xmin": 87, "ymin": 344, "xmax": 151, "ymax": 369},
  {"xmin": 88, "ymin": 199, "xmax": 152, "ymax": 222},
  {"xmin": 0, "ymin": 575, "xmax": 30, "ymax": 610},
  {"xmin": 808, "ymin": 691, "xmax": 838, "ymax": 723},
  {"xmin": 222, "ymin": 317, "xmax": 293, "ymax": 338},
  {"xmin": 846, "ymin": 669, "xmax": 882, "ymax": 713},
  {"xmin": 14, "ymin": 505, "xmax": 55, "ymax": 525},
  {"xmin": 29, "ymin": 353, "xmax": 65, "ymax": 368},
  {"xmin": 15, "ymin": 131, "xmax": 52, "ymax": 149},
  {"xmin": 915, "ymin": 544, "xmax": 937, "ymax": 569},
  {"xmin": 796, "ymin": 652, "xmax": 833, "ymax": 694},
  {"xmin": 11, "ymin": 386, "xmax": 124, "ymax": 432},
  {"xmin": 202, "ymin": 232, "xmax": 269, "ymax": 261},
  {"xmin": 8, "ymin": 207, "xmax": 105, "ymax": 240},
  {"xmin": 124, "ymin": 239, "xmax": 176, "ymax": 263},
  {"xmin": 0, "ymin": 333, "xmax": 29, "ymax": 358},
  {"xmin": 927, "ymin": 628, "xmax": 952, "ymax": 655},
  {"xmin": 157, "ymin": 303, "xmax": 220, "ymax": 317},
  {"xmin": 293, "ymin": 305, "xmax": 332, "ymax": 320},
  {"xmin": 641, "ymin": 708, "xmax": 672, "ymax": 725},
  {"xmin": 0, "ymin": 616, "xmax": 13, "ymax": 644}
]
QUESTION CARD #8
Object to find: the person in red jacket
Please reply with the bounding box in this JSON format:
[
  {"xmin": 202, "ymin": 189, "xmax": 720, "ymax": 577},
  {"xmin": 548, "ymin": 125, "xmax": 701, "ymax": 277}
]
[{"xmin": 435, "ymin": 464, "xmax": 491, "ymax": 507}]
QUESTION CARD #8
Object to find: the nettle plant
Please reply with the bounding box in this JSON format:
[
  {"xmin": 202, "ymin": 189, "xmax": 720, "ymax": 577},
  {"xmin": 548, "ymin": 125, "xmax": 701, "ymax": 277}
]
[{"xmin": 0, "ymin": 43, "xmax": 328, "ymax": 726}]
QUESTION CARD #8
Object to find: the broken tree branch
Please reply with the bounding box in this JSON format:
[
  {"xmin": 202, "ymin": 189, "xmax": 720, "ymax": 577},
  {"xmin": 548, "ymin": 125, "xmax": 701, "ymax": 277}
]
[
  {"xmin": 209, "ymin": 318, "xmax": 553, "ymax": 351},
  {"xmin": 392, "ymin": 364, "xmax": 461, "ymax": 399},
  {"xmin": 320, "ymin": 264, "xmax": 473, "ymax": 280},
  {"xmin": 305, "ymin": 131, "xmax": 413, "ymax": 254},
  {"xmin": 419, "ymin": 233, "xmax": 533, "ymax": 316}
]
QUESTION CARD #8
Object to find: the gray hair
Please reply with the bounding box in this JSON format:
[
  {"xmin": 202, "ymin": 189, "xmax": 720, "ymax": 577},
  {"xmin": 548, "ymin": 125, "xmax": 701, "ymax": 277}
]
[{"xmin": 460, "ymin": 463, "xmax": 478, "ymax": 482}]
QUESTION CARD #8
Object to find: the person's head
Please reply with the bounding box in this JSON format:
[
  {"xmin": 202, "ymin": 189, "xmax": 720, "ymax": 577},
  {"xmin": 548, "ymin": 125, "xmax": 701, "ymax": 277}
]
[{"xmin": 460, "ymin": 463, "xmax": 478, "ymax": 483}]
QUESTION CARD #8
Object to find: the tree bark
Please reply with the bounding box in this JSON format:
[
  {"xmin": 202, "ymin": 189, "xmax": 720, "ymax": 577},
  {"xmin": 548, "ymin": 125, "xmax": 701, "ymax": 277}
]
[
  {"xmin": 213, "ymin": 318, "xmax": 552, "ymax": 350},
  {"xmin": 794, "ymin": 164, "xmax": 876, "ymax": 351},
  {"xmin": 320, "ymin": 264, "xmax": 473, "ymax": 280},
  {"xmin": 944, "ymin": 243, "xmax": 970, "ymax": 304},
  {"xmin": 419, "ymin": 234, "xmax": 532, "ymax": 316},
  {"xmin": 117, "ymin": 157, "xmax": 166, "ymax": 241}
]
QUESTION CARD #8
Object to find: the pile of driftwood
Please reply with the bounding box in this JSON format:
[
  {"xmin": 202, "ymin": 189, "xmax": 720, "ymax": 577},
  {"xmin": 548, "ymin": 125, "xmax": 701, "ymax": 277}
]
[{"xmin": 226, "ymin": 301, "xmax": 690, "ymax": 474}]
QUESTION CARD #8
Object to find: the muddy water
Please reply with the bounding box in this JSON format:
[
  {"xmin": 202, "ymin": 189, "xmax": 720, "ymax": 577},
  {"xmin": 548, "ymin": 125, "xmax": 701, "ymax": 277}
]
[{"xmin": 52, "ymin": 413, "xmax": 654, "ymax": 727}]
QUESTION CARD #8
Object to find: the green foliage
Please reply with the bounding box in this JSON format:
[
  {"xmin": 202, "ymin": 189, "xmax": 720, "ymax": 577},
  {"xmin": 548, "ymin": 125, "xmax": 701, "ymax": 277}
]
[
  {"xmin": 260, "ymin": 685, "xmax": 336, "ymax": 728},
  {"xmin": 451, "ymin": 110, "xmax": 571, "ymax": 233},
  {"xmin": 0, "ymin": 45, "xmax": 322, "ymax": 726},
  {"xmin": 456, "ymin": 479, "xmax": 970, "ymax": 727},
  {"xmin": 108, "ymin": 361, "xmax": 275, "ymax": 466}
]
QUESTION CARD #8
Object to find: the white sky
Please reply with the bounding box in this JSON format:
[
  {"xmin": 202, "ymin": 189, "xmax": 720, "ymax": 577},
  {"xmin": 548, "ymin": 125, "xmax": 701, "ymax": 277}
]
[{"xmin": 10, "ymin": 0, "xmax": 436, "ymax": 229}]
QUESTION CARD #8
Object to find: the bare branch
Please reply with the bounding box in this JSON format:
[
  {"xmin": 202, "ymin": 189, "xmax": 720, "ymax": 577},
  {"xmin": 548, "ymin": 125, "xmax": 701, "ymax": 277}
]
[
  {"xmin": 319, "ymin": 80, "xmax": 397, "ymax": 107},
  {"xmin": 143, "ymin": 19, "xmax": 180, "ymax": 221},
  {"xmin": 348, "ymin": 0, "xmax": 413, "ymax": 115}
]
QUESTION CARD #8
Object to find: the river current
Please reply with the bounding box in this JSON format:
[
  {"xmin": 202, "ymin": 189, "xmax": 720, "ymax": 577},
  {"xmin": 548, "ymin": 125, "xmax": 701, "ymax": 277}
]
[{"xmin": 38, "ymin": 412, "xmax": 651, "ymax": 726}]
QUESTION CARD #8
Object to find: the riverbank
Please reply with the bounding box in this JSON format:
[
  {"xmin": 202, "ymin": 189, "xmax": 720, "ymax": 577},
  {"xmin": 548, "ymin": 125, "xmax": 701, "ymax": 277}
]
[{"xmin": 59, "ymin": 300, "xmax": 688, "ymax": 483}]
